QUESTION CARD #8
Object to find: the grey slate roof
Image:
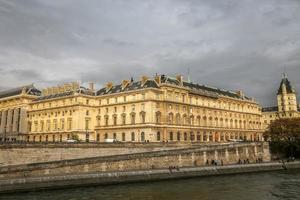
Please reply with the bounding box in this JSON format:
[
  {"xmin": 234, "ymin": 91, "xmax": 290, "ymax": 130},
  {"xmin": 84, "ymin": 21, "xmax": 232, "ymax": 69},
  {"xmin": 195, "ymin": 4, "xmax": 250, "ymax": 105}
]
[
  {"xmin": 161, "ymin": 75, "xmax": 250, "ymax": 100},
  {"xmin": 96, "ymin": 79, "xmax": 159, "ymax": 95},
  {"xmin": 0, "ymin": 85, "xmax": 41, "ymax": 99},
  {"xmin": 33, "ymin": 86, "xmax": 95, "ymax": 101},
  {"xmin": 277, "ymin": 77, "xmax": 295, "ymax": 94},
  {"xmin": 96, "ymin": 75, "xmax": 251, "ymax": 100},
  {"xmin": 262, "ymin": 106, "xmax": 278, "ymax": 112}
]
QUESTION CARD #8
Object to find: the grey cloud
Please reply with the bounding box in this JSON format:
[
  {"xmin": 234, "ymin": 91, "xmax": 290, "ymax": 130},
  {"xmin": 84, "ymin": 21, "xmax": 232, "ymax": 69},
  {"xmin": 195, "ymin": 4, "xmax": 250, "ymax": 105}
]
[{"xmin": 0, "ymin": 0, "xmax": 300, "ymax": 107}]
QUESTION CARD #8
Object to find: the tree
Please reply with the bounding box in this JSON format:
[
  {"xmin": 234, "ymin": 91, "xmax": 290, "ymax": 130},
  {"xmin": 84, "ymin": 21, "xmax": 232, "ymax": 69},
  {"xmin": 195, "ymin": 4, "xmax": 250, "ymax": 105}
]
[{"xmin": 264, "ymin": 118, "xmax": 300, "ymax": 158}]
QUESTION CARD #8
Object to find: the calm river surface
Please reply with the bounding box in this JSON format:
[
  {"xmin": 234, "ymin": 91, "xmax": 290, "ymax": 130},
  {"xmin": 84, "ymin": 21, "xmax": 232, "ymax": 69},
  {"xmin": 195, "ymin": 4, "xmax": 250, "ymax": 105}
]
[{"xmin": 1, "ymin": 169, "xmax": 300, "ymax": 200}]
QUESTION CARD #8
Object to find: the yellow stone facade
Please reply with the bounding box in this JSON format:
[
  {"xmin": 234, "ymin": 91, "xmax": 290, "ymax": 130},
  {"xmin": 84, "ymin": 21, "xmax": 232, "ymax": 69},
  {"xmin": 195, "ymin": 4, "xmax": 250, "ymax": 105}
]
[
  {"xmin": 262, "ymin": 74, "xmax": 300, "ymax": 129},
  {"xmin": 0, "ymin": 75, "xmax": 265, "ymax": 143},
  {"xmin": 0, "ymin": 85, "xmax": 41, "ymax": 142}
]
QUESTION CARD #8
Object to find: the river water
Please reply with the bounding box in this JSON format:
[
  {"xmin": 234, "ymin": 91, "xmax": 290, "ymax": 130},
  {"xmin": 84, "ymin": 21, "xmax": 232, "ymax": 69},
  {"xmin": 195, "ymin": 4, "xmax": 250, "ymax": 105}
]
[{"xmin": 1, "ymin": 169, "xmax": 299, "ymax": 200}]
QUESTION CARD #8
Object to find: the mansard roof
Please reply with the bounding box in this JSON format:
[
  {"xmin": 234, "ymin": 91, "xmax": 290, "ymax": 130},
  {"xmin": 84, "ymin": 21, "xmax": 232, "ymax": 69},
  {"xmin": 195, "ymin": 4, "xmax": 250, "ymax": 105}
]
[
  {"xmin": 160, "ymin": 75, "xmax": 251, "ymax": 100},
  {"xmin": 33, "ymin": 86, "xmax": 95, "ymax": 101},
  {"xmin": 277, "ymin": 76, "xmax": 295, "ymax": 95},
  {"xmin": 0, "ymin": 85, "xmax": 41, "ymax": 99},
  {"xmin": 96, "ymin": 79, "xmax": 159, "ymax": 95},
  {"xmin": 97, "ymin": 75, "xmax": 252, "ymax": 100},
  {"xmin": 262, "ymin": 106, "xmax": 278, "ymax": 112}
]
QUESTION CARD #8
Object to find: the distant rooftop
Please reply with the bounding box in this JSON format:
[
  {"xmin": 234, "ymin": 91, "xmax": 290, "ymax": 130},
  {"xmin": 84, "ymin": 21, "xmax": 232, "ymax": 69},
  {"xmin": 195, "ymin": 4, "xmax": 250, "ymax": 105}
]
[
  {"xmin": 262, "ymin": 106, "xmax": 278, "ymax": 112},
  {"xmin": 97, "ymin": 74, "xmax": 251, "ymax": 101},
  {"xmin": 0, "ymin": 85, "xmax": 41, "ymax": 99}
]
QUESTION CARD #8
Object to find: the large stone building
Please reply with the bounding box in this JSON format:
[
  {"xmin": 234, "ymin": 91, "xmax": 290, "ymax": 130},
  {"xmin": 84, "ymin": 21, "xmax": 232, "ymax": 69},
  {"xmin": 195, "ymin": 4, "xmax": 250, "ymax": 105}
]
[
  {"xmin": 0, "ymin": 74, "xmax": 264, "ymax": 143},
  {"xmin": 262, "ymin": 74, "xmax": 300, "ymax": 128},
  {"xmin": 0, "ymin": 85, "xmax": 41, "ymax": 142}
]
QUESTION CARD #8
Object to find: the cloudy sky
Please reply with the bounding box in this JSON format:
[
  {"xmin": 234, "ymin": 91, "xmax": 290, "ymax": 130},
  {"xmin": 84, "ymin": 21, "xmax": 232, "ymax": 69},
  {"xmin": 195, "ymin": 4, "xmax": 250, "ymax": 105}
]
[{"xmin": 0, "ymin": 0, "xmax": 299, "ymax": 106}]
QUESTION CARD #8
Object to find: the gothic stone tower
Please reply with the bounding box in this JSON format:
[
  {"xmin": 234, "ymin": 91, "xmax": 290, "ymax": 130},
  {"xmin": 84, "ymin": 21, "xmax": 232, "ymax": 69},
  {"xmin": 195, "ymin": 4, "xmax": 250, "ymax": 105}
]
[{"xmin": 277, "ymin": 73, "xmax": 298, "ymax": 117}]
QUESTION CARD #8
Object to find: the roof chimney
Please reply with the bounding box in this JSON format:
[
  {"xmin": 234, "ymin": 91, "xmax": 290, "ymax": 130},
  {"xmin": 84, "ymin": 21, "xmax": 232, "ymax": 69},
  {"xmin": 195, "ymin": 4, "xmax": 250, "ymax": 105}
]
[
  {"xmin": 106, "ymin": 82, "xmax": 114, "ymax": 91},
  {"xmin": 141, "ymin": 76, "xmax": 149, "ymax": 86},
  {"xmin": 176, "ymin": 75, "xmax": 183, "ymax": 85},
  {"xmin": 122, "ymin": 80, "xmax": 130, "ymax": 89},
  {"xmin": 154, "ymin": 74, "xmax": 161, "ymax": 85},
  {"xmin": 88, "ymin": 82, "xmax": 95, "ymax": 91},
  {"xmin": 236, "ymin": 90, "xmax": 244, "ymax": 99}
]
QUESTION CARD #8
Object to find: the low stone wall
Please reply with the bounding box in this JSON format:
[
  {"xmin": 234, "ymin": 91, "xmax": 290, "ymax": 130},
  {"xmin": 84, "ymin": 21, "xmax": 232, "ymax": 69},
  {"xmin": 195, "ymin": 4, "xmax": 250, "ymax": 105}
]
[
  {"xmin": 1, "ymin": 161, "xmax": 299, "ymax": 194},
  {"xmin": 0, "ymin": 142, "xmax": 189, "ymax": 166},
  {"xmin": 0, "ymin": 142, "xmax": 271, "ymax": 180}
]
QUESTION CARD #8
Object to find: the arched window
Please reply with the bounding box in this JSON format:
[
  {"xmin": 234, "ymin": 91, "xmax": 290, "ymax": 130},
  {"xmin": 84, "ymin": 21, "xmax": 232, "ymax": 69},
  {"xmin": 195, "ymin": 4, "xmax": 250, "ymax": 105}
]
[
  {"xmin": 175, "ymin": 114, "xmax": 180, "ymax": 124},
  {"xmin": 131, "ymin": 113, "xmax": 136, "ymax": 124},
  {"xmin": 140, "ymin": 112, "xmax": 146, "ymax": 123},
  {"xmin": 97, "ymin": 134, "xmax": 100, "ymax": 142},
  {"xmin": 113, "ymin": 115, "xmax": 117, "ymax": 125},
  {"xmin": 157, "ymin": 132, "xmax": 161, "ymax": 141},
  {"xmin": 122, "ymin": 114, "xmax": 126, "ymax": 125},
  {"xmin": 177, "ymin": 132, "xmax": 181, "ymax": 141},
  {"xmin": 190, "ymin": 132, "xmax": 195, "ymax": 141},
  {"xmin": 141, "ymin": 132, "xmax": 145, "ymax": 142},
  {"xmin": 122, "ymin": 132, "xmax": 125, "ymax": 141},
  {"xmin": 169, "ymin": 132, "xmax": 173, "ymax": 141},
  {"xmin": 105, "ymin": 115, "xmax": 109, "ymax": 126},
  {"xmin": 183, "ymin": 115, "xmax": 187, "ymax": 125},
  {"xmin": 168, "ymin": 113, "xmax": 174, "ymax": 124},
  {"xmin": 197, "ymin": 116, "xmax": 201, "ymax": 126},
  {"xmin": 184, "ymin": 132, "xmax": 187, "ymax": 141},
  {"xmin": 196, "ymin": 132, "xmax": 200, "ymax": 141},
  {"xmin": 156, "ymin": 112, "xmax": 161, "ymax": 123},
  {"xmin": 131, "ymin": 132, "xmax": 135, "ymax": 141}
]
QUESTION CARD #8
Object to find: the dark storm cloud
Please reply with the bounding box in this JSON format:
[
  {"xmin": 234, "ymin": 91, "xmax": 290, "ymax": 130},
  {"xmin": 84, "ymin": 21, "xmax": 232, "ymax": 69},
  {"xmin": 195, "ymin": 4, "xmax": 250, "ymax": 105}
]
[{"xmin": 0, "ymin": 0, "xmax": 300, "ymax": 107}]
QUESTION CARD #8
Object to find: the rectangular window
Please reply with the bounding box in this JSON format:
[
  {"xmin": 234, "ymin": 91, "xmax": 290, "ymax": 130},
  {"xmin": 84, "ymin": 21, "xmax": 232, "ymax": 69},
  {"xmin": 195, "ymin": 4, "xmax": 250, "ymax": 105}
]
[{"xmin": 131, "ymin": 132, "xmax": 135, "ymax": 141}]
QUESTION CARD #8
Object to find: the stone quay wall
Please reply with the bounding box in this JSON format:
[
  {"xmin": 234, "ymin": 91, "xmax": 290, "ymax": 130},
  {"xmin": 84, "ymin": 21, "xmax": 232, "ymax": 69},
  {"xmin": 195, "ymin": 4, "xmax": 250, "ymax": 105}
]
[
  {"xmin": 1, "ymin": 161, "xmax": 299, "ymax": 194},
  {"xmin": 0, "ymin": 142, "xmax": 189, "ymax": 166},
  {"xmin": 0, "ymin": 142, "xmax": 271, "ymax": 180}
]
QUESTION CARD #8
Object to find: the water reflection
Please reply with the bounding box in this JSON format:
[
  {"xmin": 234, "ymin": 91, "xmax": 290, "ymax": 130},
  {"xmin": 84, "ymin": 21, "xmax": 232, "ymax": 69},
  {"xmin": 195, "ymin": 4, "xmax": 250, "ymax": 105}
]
[{"xmin": 1, "ymin": 170, "xmax": 299, "ymax": 200}]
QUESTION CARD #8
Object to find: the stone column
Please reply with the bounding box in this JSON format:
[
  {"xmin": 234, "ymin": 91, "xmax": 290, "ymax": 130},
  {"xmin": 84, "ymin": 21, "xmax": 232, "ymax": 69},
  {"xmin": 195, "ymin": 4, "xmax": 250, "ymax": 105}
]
[
  {"xmin": 200, "ymin": 132, "xmax": 203, "ymax": 142},
  {"xmin": 212, "ymin": 132, "xmax": 215, "ymax": 142},
  {"xmin": 6, "ymin": 110, "xmax": 13, "ymax": 134},
  {"xmin": 13, "ymin": 108, "xmax": 19, "ymax": 133},
  {"xmin": 0, "ymin": 111, "xmax": 7, "ymax": 134},
  {"xmin": 225, "ymin": 148, "xmax": 229, "ymax": 162},
  {"xmin": 214, "ymin": 150, "xmax": 218, "ymax": 160},
  {"xmin": 203, "ymin": 151, "xmax": 207, "ymax": 164},
  {"xmin": 236, "ymin": 147, "xmax": 239, "ymax": 159},
  {"xmin": 19, "ymin": 108, "xmax": 28, "ymax": 134},
  {"xmin": 245, "ymin": 147, "xmax": 249, "ymax": 158}
]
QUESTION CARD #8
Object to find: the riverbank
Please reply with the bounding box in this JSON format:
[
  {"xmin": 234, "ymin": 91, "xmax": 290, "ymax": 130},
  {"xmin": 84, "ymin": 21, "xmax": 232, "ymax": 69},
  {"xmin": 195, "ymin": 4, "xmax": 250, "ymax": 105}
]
[{"xmin": 1, "ymin": 161, "xmax": 299, "ymax": 194}]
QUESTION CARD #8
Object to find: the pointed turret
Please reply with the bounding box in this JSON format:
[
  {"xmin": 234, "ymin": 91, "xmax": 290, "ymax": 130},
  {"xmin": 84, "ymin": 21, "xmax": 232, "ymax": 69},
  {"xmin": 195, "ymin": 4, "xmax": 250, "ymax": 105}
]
[
  {"xmin": 277, "ymin": 73, "xmax": 297, "ymax": 113},
  {"xmin": 277, "ymin": 73, "xmax": 295, "ymax": 95}
]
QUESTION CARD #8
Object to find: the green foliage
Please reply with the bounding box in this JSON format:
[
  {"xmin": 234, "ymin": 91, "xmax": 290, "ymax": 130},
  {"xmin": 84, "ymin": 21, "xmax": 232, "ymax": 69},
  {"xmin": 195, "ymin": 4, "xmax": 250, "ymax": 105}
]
[{"xmin": 264, "ymin": 118, "xmax": 300, "ymax": 158}]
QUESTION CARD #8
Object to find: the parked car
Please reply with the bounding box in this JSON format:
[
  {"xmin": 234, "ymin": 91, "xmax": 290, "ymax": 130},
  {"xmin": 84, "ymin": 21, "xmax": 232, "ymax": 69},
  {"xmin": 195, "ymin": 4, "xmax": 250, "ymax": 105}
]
[
  {"xmin": 104, "ymin": 138, "xmax": 119, "ymax": 143},
  {"xmin": 228, "ymin": 139, "xmax": 243, "ymax": 142},
  {"xmin": 66, "ymin": 139, "xmax": 78, "ymax": 143}
]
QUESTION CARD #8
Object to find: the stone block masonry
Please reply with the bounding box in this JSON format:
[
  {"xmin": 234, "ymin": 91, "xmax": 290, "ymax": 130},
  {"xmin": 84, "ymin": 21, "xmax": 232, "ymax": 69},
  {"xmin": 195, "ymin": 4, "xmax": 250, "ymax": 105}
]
[
  {"xmin": 0, "ymin": 143, "xmax": 187, "ymax": 166},
  {"xmin": 0, "ymin": 142, "xmax": 270, "ymax": 180}
]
